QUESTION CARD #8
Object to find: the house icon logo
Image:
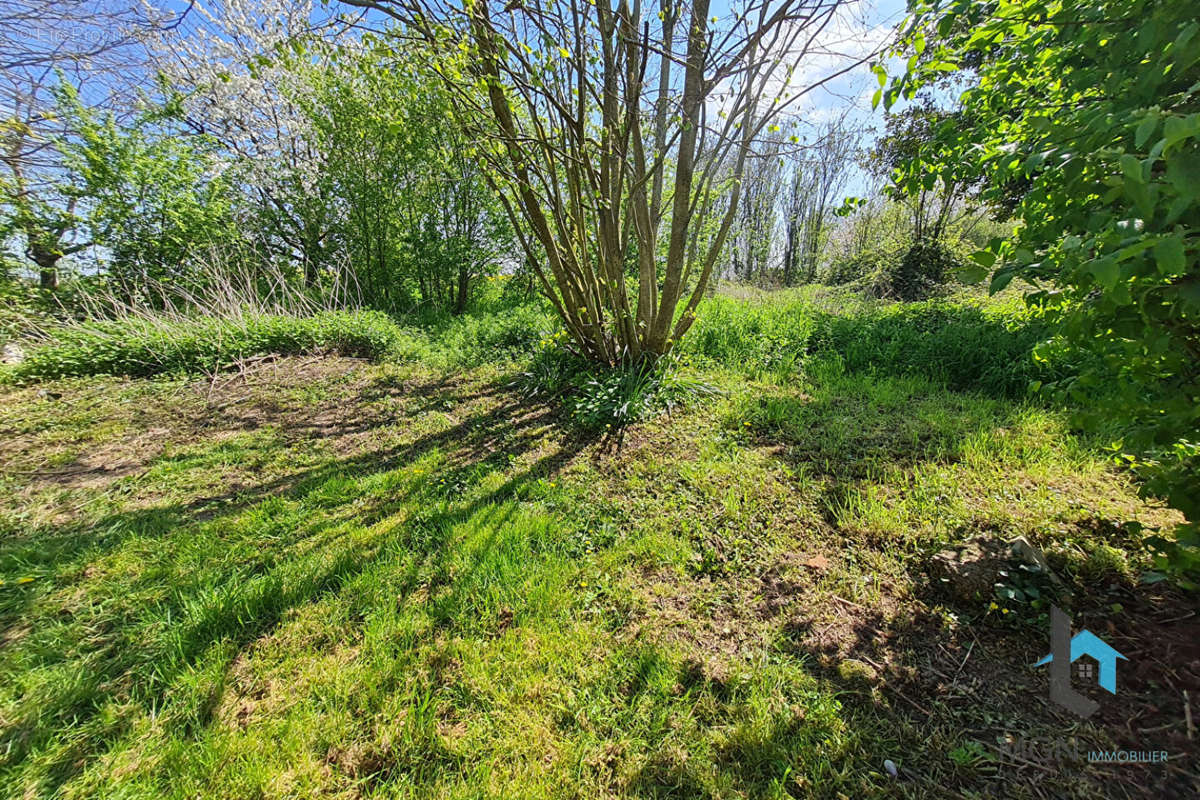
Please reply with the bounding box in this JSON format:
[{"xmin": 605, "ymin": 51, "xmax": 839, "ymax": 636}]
[{"xmin": 1034, "ymin": 606, "xmax": 1128, "ymax": 718}]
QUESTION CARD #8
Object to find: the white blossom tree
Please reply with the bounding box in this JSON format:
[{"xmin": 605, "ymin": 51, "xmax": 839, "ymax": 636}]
[{"xmin": 143, "ymin": 0, "xmax": 355, "ymax": 284}]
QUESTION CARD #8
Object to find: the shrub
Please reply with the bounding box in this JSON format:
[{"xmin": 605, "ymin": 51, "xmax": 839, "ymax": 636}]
[
  {"xmin": 809, "ymin": 296, "xmax": 1059, "ymax": 396},
  {"xmin": 825, "ymin": 248, "xmax": 897, "ymax": 287},
  {"xmin": 419, "ymin": 301, "xmax": 559, "ymax": 368},
  {"xmin": 3, "ymin": 309, "xmax": 412, "ymax": 382},
  {"xmin": 852, "ymin": 240, "xmax": 968, "ymax": 301}
]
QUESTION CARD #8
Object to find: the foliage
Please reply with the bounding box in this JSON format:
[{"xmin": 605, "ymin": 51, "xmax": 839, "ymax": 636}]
[
  {"xmin": 144, "ymin": 0, "xmax": 346, "ymax": 282},
  {"xmin": 299, "ymin": 41, "xmax": 510, "ymax": 313},
  {"xmin": 866, "ymin": 101, "xmax": 982, "ymax": 244},
  {"xmin": 413, "ymin": 293, "xmax": 558, "ymax": 368},
  {"xmin": 868, "ymin": 239, "xmax": 969, "ymax": 301},
  {"xmin": 886, "ymin": 0, "xmax": 1200, "ymax": 580},
  {"xmin": 383, "ymin": 0, "xmax": 879, "ymax": 364},
  {"xmin": 519, "ymin": 336, "xmax": 717, "ymax": 431},
  {"xmin": 3, "ymin": 310, "xmax": 409, "ymax": 382},
  {"xmin": 56, "ymin": 83, "xmax": 241, "ymax": 296},
  {"xmin": 826, "ymin": 247, "xmax": 898, "ymax": 287},
  {"xmin": 685, "ymin": 289, "xmax": 1057, "ymax": 396}
]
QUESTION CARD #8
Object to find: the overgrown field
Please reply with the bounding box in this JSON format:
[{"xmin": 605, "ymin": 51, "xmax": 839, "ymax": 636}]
[{"xmin": 0, "ymin": 288, "xmax": 1195, "ymax": 799}]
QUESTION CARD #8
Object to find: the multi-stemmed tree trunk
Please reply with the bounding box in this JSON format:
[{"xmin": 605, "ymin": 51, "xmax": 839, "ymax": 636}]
[{"xmin": 354, "ymin": 0, "xmax": 876, "ymax": 364}]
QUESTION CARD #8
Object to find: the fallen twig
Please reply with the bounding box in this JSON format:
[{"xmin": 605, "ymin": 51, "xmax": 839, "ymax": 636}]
[{"xmin": 1186, "ymin": 690, "xmax": 1194, "ymax": 741}]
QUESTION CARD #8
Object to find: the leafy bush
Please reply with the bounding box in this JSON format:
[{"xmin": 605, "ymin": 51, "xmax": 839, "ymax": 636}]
[
  {"xmin": 892, "ymin": 0, "xmax": 1200, "ymax": 581},
  {"xmin": 3, "ymin": 309, "xmax": 412, "ymax": 382},
  {"xmin": 847, "ymin": 240, "xmax": 968, "ymax": 301},
  {"xmin": 825, "ymin": 248, "xmax": 897, "ymax": 287},
  {"xmin": 416, "ymin": 299, "xmax": 558, "ymax": 368},
  {"xmin": 887, "ymin": 241, "xmax": 966, "ymax": 300}
]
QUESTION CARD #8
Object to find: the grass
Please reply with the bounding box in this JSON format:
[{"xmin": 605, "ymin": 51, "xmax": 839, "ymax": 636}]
[
  {"xmin": 0, "ymin": 289, "xmax": 1195, "ymax": 799},
  {"xmin": 1, "ymin": 309, "xmax": 410, "ymax": 382}
]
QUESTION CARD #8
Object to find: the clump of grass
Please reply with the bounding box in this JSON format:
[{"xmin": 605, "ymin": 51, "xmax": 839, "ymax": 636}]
[
  {"xmin": 518, "ymin": 337, "xmax": 718, "ymax": 430},
  {"xmin": 418, "ymin": 301, "xmax": 558, "ymax": 368},
  {"xmin": 3, "ymin": 309, "xmax": 414, "ymax": 382},
  {"xmin": 808, "ymin": 295, "xmax": 1059, "ymax": 396}
]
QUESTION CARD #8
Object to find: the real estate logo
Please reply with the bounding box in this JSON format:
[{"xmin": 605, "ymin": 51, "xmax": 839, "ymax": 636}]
[{"xmin": 1034, "ymin": 605, "xmax": 1127, "ymax": 718}]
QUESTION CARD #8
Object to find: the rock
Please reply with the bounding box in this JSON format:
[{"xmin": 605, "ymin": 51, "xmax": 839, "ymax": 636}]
[
  {"xmin": 1, "ymin": 343, "xmax": 23, "ymax": 365},
  {"xmin": 929, "ymin": 534, "xmax": 1065, "ymax": 602},
  {"xmin": 930, "ymin": 536, "xmax": 1011, "ymax": 602}
]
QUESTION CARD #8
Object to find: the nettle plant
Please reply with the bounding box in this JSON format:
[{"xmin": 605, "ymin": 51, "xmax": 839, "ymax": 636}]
[{"xmin": 881, "ymin": 0, "xmax": 1200, "ymax": 582}]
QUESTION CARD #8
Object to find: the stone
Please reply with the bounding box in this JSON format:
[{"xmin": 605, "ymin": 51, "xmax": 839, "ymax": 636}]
[
  {"xmin": 930, "ymin": 536, "xmax": 1011, "ymax": 602},
  {"xmin": 930, "ymin": 534, "xmax": 1066, "ymax": 602}
]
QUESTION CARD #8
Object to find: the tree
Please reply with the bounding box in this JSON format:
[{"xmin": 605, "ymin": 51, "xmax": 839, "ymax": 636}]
[
  {"xmin": 0, "ymin": 1, "xmax": 190, "ymax": 289},
  {"xmin": 351, "ymin": 0, "xmax": 881, "ymax": 364},
  {"xmin": 887, "ymin": 0, "xmax": 1200, "ymax": 579},
  {"xmin": 781, "ymin": 118, "xmax": 859, "ymax": 285},
  {"xmin": 727, "ymin": 137, "xmax": 785, "ymax": 284},
  {"xmin": 867, "ymin": 101, "xmax": 978, "ymax": 245},
  {"xmin": 145, "ymin": 0, "xmax": 350, "ymax": 287},
  {"xmin": 57, "ymin": 85, "xmax": 239, "ymax": 299},
  {"xmin": 303, "ymin": 40, "xmax": 510, "ymax": 313}
]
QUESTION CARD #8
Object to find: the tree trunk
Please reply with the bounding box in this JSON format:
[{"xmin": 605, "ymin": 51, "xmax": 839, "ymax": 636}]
[
  {"xmin": 30, "ymin": 247, "xmax": 59, "ymax": 290},
  {"xmin": 453, "ymin": 264, "xmax": 470, "ymax": 316}
]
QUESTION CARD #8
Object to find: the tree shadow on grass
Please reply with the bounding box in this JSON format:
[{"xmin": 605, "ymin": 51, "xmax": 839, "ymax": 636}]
[
  {"xmin": 741, "ymin": 376, "xmax": 1030, "ymax": 482},
  {"xmin": 0, "ymin": 372, "xmax": 596, "ymax": 796}
]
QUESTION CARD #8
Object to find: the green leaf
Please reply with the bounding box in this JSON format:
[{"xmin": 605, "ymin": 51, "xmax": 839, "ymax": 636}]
[
  {"xmin": 989, "ymin": 269, "xmax": 1015, "ymax": 294},
  {"xmin": 1089, "ymin": 256, "xmax": 1119, "ymax": 289},
  {"xmin": 970, "ymin": 249, "xmax": 997, "ymax": 268},
  {"xmin": 957, "ymin": 263, "xmax": 989, "ymax": 284},
  {"xmin": 1154, "ymin": 235, "xmax": 1186, "ymax": 275},
  {"xmin": 1135, "ymin": 115, "xmax": 1158, "ymax": 148},
  {"xmin": 1119, "ymin": 154, "xmax": 1144, "ymax": 184},
  {"xmin": 1165, "ymin": 150, "xmax": 1200, "ymax": 199}
]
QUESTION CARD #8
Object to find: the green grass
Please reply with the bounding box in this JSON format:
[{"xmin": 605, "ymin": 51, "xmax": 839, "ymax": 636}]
[
  {"xmin": 2, "ymin": 309, "xmax": 412, "ymax": 382},
  {"xmin": 0, "ymin": 290, "xmax": 1192, "ymax": 799},
  {"xmin": 684, "ymin": 288, "xmax": 1061, "ymax": 396}
]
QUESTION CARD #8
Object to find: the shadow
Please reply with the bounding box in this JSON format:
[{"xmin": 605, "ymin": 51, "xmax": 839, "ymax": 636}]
[
  {"xmin": 742, "ymin": 379, "xmax": 1028, "ymax": 482},
  {"xmin": 0, "ymin": 369, "xmax": 595, "ymax": 794}
]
